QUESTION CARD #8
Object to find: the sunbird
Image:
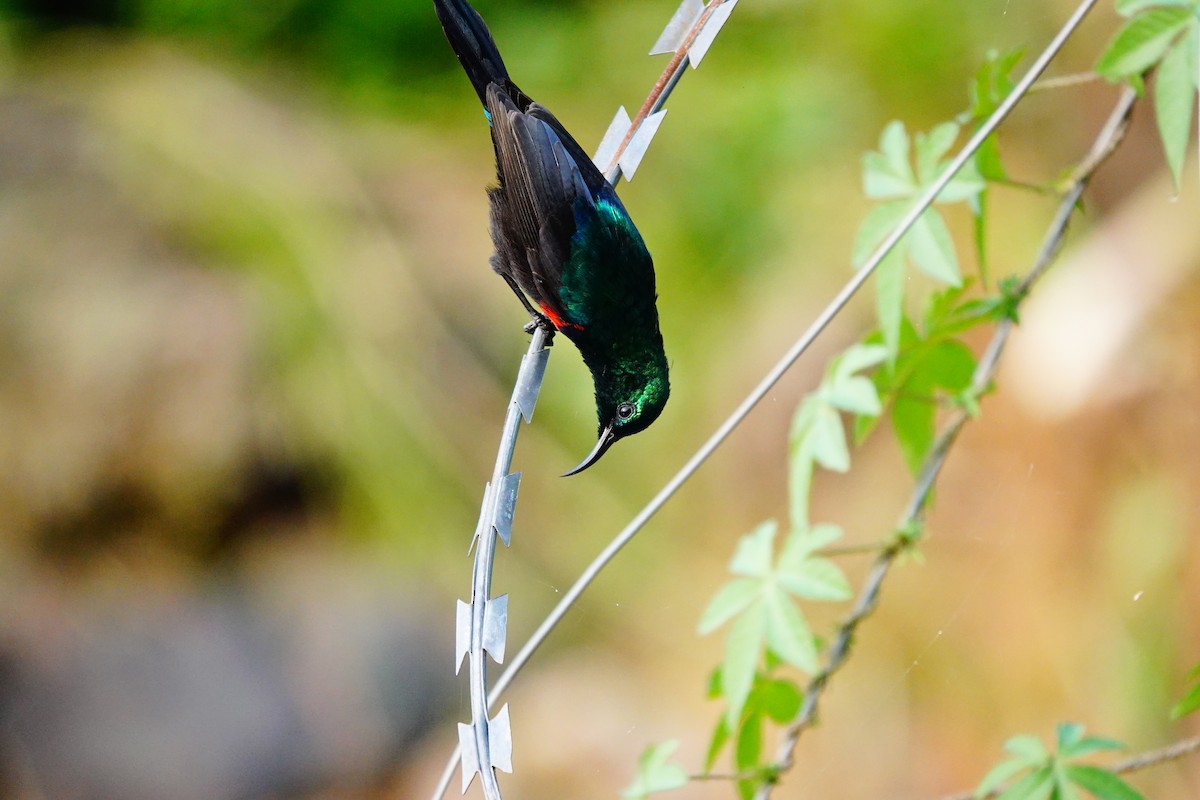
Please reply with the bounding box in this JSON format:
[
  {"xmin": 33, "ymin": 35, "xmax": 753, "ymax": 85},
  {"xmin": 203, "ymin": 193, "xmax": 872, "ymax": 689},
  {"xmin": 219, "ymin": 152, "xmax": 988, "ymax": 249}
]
[{"xmin": 433, "ymin": 0, "xmax": 669, "ymax": 476}]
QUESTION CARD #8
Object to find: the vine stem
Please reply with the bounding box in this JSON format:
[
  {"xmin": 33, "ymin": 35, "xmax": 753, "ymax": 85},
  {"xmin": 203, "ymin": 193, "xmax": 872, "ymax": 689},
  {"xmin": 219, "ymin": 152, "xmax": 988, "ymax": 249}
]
[
  {"xmin": 752, "ymin": 85, "xmax": 1137, "ymax": 800},
  {"xmin": 940, "ymin": 733, "xmax": 1200, "ymax": 800}
]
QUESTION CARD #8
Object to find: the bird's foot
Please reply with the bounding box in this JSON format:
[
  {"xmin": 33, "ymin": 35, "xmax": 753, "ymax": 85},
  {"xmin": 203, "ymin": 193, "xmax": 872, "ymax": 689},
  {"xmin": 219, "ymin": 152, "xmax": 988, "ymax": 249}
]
[{"xmin": 524, "ymin": 313, "xmax": 556, "ymax": 344}]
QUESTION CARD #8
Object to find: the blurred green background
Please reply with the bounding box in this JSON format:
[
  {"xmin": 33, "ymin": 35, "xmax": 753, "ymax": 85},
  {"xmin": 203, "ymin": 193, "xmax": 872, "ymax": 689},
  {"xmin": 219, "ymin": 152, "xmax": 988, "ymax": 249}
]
[{"xmin": 0, "ymin": 0, "xmax": 1198, "ymax": 798}]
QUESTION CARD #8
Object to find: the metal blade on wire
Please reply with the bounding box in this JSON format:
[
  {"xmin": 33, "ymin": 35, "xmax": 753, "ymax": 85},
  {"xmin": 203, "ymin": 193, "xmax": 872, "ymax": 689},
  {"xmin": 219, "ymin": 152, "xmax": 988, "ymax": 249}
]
[
  {"xmin": 650, "ymin": 0, "xmax": 704, "ymax": 54},
  {"xmin": 453, "ymin": 327, "xmax": 549, "ymax": 797},
  {"xmin": 593, "ymin": 0, "xmax": 740, "ymax": 181},
  {"xmin": 688, "ymin": 0, "xmax": 739, "ymax": 67},
  {"xmin": 455, "ymin": 705, "xmax": 513, "ymax": 794},
  {"xmin": 593, "ymin": 106, "xmax": 669, "ymax": 180}
]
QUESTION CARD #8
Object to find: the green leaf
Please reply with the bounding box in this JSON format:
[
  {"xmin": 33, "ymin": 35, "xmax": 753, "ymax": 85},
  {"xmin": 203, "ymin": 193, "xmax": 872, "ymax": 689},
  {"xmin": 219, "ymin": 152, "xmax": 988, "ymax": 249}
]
[
  {"xmin": 1004, "ymin": 735, "xmax": 1051, "ymax": 764},
  {"xmin": 809, "ymin": 404, "xmax": 850, "ymax": 473},
  {"xmin": 705, "ymin": 716, "xmax": 730, "ymax": 772},
  {"xmin": 1096, "ymin": 8, "xmax": 1193, "ymax": 80},
  {"xmin": 832, "ymin": 343, "xmax": 890, "ymax": 381},
  {"xmin": 853, "ymin": 200, "xmax": 910, "ymax": 265},
  {"xmin": 1055, "ymin": 767, "xmax": 1086, "ymax": 800},
  {"xmin": 1056, "ymin": 722, "xmax": 1085, "ymax": 750},
  {"xmin": 1154, "ymin": 25, "xmax": 1199, "ymax": 188},
  {"xmin": 863, "ymin": 121, "xmax": 916, "ymax": 197},
  {"xmin": 758, "ymin": 678, "xmax": 803, "ymax": 723},
  {"xmin": 825, "ymin": 374, "xmax": 883, "ymax": 416},
  {"xmin": 722, "ymin": 604, "xmax": 765, "ymax": 726},
  {"xmin": 996, "ymin": 766, "xmax": 1054, "ymax": 800},
  {"xmin": 893, "ymin": 393, "xmax": 935, "ymax": 474},
  {"xmin": 975, "ymin": 757, "xmax": 1036, "ymax": 798},
  {"xmin": 764, "ymin": 590, "xmax": 819, "ymax": 673},
  {"xmin": 1117, "ymin": 0, "xmax": 1197, "ymax": 14},
  {"xmin": 622, "ymin": 740, "xmax": 689, "ymax": 799},
  {"xmin": 875, "ymin": 249, "xmax": 907, "ymax": 361},
  {"xmin": 892, "ymin": 338, "xmax": 976, "ymax": 468},
  {"xmin": 788, "ymin": 444, "xmax": 814, "ymax": 532},
  {"xmin": 970, "ymin": 189, "xmax": 990, "ymax": 287},
  {"xmin": 780, "ymin": 522, "xmax": 843, "ymax": 561},
  {"xmin": 909, "ymin": 209, "xmax": 963, "ymax": 285},
  {"xmin": 974, "ymin": 135, "xmax": 1008, "ymax": 183},
  {"xmin": 698, "ymin": 578, "xmax": 762, "ymax": 635},
  {"xmin": 778, "ymin": 551, "xmax": 853, "ymax": 602},
  {"xmin": 1064, "ymin": 765, "xmax": 1146, "ymax": 800},
  {"xmin": 936, "ymin": 157, "xmax": 988, "ymax": 203},
  {"xmin": 730, "ymin": 521, "xmax": 777, "ymax": 577},
  {"xmin": 916, "ymin": 122, "xmax": 961, "ymax": 183},
  {"xmin": 1171, "ymin": 664, "xmax": 1200, "ymax": 718},
  {"xmin": 1054, "ymin": 722, "xmax": 1127, "ymax": 760},
  {"xmin": 1058, "ymin": 735, "xmax": 1126, "ymax": 760},
  {"xmin": 969, "ymin": 48, "xmax": 1024, "ymax": 120},
  {"xmin": 707, "ymin": 667, "xmax": 724, "ymax": 699},
  {"xmin": 734, "ymin": 710, "xmax": 763, "ymax": 782}
]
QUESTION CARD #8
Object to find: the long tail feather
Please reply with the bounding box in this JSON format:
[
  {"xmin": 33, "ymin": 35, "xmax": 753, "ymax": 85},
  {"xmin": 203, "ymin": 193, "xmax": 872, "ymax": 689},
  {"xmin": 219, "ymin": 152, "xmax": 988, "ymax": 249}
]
[{"xmin": 432, "ymin": 0, "xmax": 510, "ymax": 105}]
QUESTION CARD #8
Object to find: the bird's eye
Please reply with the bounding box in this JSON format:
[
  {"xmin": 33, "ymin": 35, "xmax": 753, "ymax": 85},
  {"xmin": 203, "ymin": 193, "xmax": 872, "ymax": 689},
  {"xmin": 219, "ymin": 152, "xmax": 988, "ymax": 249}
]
[{"xmin": 617, "ymin": 402, "xmax": 635, "ymax": 421}]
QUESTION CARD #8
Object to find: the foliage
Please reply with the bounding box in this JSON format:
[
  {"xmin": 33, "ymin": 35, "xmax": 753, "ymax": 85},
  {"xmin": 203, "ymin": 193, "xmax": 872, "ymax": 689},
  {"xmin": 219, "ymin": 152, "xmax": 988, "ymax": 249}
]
[
  {"xmin": 854, "ymin": 120, "xmax": 986, "ymax": 358},
  {"xmin": 623, "ymin": 4, "xmax": 1200, "ymax": 794},
  {"xmin": 1096, "ymin": 0, "xmax": 1200, "ymax": 188},
  {"xmin": 623, "ymin": 741, "xmax": 689, "ymax": 800},
  {"xmin": 973, "ymin": 724, "xmax": 1142, "ymax": 800},
  {"xmin": 1171, "ymin": 664, "xmax": 1200, "ymax": 719}
]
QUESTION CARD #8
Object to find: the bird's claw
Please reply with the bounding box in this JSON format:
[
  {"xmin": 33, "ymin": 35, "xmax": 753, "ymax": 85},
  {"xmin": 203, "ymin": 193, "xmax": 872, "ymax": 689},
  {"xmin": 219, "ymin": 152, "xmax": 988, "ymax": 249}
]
[{"xmin": 524, "ymin": 314, "xmax": 556, "ymax": 344}]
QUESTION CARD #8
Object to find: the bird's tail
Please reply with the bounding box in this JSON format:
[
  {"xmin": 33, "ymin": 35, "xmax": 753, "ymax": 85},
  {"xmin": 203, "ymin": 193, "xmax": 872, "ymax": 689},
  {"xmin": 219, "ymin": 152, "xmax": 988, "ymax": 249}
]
[{"xmin": 433, "ymin": 0, "xmax": 510, "ymax": 106}]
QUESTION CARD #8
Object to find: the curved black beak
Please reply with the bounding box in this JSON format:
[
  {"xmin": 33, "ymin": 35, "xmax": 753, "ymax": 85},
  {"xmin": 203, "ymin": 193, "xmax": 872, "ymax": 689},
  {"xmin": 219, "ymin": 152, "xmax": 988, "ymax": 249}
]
[{"xmin": 562, "ymin": 425, "xmax": 617, "ymax": 477}]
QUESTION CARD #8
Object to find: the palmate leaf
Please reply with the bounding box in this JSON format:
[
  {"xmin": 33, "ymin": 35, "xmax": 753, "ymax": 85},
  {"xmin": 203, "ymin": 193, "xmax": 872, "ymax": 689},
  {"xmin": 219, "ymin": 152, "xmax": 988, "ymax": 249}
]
[
  {"xmin": 622, "ymin": 740, "xmax": 689, "ymax": 799},
  {"xmin": 787, "ymin": 341, "xmax": 882, "ymax": 527},
  {"xmin": 857, "ymin": 120, "xmax": 984, "ymax": 360},
  {"xmin": 699, "ymin": 521, "xmax": 851, "ymax": 726},
  {"xmin": 790, "ymin": 344, "xmax": 887, "ymax": 478},
  {"xmin": 973, "ymin": 725, "xmax": 1140, "ymax": 800}
]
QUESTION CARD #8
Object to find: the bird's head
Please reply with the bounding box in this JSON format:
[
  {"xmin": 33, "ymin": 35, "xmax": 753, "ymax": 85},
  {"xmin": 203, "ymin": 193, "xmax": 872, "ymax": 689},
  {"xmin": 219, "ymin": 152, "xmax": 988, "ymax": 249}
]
[{"xmin": 563, "ymin": 356, "xmax": 669, "ymax": 476}]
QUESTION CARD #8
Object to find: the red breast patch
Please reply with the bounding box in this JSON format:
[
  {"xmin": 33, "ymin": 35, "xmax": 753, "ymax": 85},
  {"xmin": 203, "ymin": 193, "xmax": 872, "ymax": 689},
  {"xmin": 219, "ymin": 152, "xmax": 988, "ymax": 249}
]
[{"xmin": 539, "ymin": 303, "xmax": 585, "ymax": 331}]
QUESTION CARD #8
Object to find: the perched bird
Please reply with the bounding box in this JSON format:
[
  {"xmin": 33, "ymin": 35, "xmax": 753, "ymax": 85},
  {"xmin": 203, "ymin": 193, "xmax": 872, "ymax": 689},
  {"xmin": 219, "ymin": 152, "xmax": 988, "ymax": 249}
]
[{"xmin": 433, "ymin": 0, "xmax": 669, "ymax": 476}]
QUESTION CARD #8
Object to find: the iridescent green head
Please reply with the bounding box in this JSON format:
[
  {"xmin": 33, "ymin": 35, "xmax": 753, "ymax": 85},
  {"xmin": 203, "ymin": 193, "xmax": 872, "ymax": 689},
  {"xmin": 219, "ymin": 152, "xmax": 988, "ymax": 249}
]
[{"xmin": 563, "ymin": 348, "xmax": 669, "ymax": 476}]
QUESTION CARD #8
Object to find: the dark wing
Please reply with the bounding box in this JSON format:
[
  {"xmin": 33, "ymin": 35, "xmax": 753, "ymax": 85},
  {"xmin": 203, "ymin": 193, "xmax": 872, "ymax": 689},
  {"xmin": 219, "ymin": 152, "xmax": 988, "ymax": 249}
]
[{"xmin": 485, "ymin": 84, "xmax": 593, "ymax": 322}]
